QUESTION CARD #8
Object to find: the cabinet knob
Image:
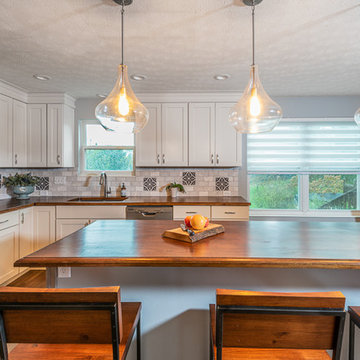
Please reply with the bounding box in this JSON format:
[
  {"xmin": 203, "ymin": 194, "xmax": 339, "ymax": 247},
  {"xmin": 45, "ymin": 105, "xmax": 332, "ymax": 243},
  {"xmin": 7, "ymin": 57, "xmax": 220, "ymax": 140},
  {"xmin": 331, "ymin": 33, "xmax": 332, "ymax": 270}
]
[
  {"xmin": 162, "ymin": 154, "xmax": 165, "ymax": 164},
  {"xmin": 57, "ymin": 155, "xmax": 61, "ymax": 165}
]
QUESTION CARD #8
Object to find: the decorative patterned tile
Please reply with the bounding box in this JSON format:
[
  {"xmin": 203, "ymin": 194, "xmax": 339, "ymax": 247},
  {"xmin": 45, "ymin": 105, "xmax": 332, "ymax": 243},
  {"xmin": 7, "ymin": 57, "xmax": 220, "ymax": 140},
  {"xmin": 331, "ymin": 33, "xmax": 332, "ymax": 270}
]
[
  {"xmin": 215, "ymin": 177, "xmax": 229, "ymax": 191},
  {"xmin": 36, "ymin": 176, "xmax": 49, "ymax": 191},
  {"xmin": 182, "ymin": 172, "xmax": 196, "ymax": 186},
  {"xmin": 143, "ymin": 177, "xmax": 157, "ymax": 191}
]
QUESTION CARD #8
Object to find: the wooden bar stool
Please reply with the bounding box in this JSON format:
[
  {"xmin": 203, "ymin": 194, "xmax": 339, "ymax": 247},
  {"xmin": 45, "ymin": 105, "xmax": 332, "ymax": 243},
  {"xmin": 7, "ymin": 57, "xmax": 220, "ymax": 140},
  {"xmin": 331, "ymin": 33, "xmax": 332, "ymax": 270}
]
[
  {"xmin": 210, "ymin": 289, "xmax": 346, "ymax": 360},
  {"xmin": 0, "ymin": 286, "xmax": 141, "ymax": 360},
  {"xmin": 348, "ymin": 306, "xmax": 360, "ymax": 360}
]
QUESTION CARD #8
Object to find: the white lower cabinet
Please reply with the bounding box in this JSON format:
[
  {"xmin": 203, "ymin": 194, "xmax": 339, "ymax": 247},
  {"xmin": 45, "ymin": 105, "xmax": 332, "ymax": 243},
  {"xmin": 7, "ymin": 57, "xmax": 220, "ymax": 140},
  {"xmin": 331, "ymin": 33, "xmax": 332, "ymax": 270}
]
[
  {"xmin": 173, "ymin": 205, "xmax": 249, "ymax": 221},
  {"xmin": 0, "ymin": 213, "xmax": 19, "ymax": 284},
  {"xmin": 19, "ymin": 207, "xmax": 34, "ymax": 258},
  {"xmin": 56, "ymin": 219, "xmax": 93, "ymax": 241},
  {"xmin": 33, "ymin": 206, "xmax": 55, "ymax": 251}
]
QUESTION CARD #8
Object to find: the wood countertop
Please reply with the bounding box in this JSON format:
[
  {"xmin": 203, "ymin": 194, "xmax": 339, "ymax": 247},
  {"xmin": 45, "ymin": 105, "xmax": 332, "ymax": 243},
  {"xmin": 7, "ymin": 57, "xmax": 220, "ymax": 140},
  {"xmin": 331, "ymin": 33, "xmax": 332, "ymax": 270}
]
[
  {"xmin": 0, "ymin": 196, "xmax": 250, "ymax": 214},
  {"xmin": 14, "ymin": 220, "xmax": 360, "ymax": 269}
]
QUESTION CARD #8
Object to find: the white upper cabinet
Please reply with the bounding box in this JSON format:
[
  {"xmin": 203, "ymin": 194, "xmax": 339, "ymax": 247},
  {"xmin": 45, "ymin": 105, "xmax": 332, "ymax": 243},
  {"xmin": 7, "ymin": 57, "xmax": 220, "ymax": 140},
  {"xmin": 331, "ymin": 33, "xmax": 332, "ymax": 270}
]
[
  {"xmin": 27, "ymin": 104, "xmax": 47, "ymax": 167},
  {"xmin": 215, "ymin": 103, "xmax": 243, "ymax": 167},
  {"xmin": 161, "ymin": 103, "xmax": 188, "ymax": 166},
  {"xmin": 0, "ymin": 94, "xmax": 13, "ymax": 167},
  {"xmin": 12, "ymin": 100, "xmax": 27, "ymax": 167},
  {"xmin": 47, "ymin": 104, "xmax": 75, "ymax": 168},
  {"xmin": 136, "ymin": 103, "xmax": 188, "ymax": 167},
  {"xmin": 136, "ymin": 103, "xmax": 162, "ymax": 167},
  {"xmin": 189, "ymin": 103, "xmax": 215, "ymax": 166}
]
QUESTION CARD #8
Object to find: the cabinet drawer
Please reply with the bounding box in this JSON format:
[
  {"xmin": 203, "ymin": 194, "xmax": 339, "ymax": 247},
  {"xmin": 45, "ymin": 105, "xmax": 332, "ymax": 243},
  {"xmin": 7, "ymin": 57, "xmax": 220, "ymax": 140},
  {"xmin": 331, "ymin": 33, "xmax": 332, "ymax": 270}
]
[
  {"xmin": 211, "ymin": 206, "xmax": 249, "ymax": 221},
  {"xmin": 56, "ymin": 206, "xmax": 126, "ymax": 219},
  {"xmin": 0, "ymin": 211, "xmax": 19, "ymax": 231},
  {"xmin": 173, "ymin": 206, "xmax": 211, "ymax": 220}
]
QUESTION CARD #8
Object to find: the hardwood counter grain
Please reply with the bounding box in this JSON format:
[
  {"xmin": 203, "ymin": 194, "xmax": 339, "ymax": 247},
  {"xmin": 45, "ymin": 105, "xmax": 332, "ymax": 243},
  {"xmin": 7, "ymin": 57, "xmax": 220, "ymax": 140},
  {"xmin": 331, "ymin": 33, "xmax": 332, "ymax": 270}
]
[
  {"xmin": 14, "ymin": 220, "xmax": 360, "ymax": 269},
  {"xmin": 0, "ymin": 196, "xmax": 250, "ymax": 215}
]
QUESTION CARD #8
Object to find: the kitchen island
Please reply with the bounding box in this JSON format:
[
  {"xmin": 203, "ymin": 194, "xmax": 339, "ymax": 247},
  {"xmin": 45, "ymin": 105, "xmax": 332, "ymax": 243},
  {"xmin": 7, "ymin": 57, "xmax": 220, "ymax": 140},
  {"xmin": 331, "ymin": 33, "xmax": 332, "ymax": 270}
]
[{"xmin": 15, "ymin": 220, "xmax": 360, "ymax": 360}]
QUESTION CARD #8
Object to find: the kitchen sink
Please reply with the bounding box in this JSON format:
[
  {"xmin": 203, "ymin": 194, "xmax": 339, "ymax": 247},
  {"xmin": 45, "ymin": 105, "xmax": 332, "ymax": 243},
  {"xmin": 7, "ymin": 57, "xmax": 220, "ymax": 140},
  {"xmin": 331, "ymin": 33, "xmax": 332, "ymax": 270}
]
[{"xmin": 69, "ymin": 196, "xmax": 128, "ymax": 202}]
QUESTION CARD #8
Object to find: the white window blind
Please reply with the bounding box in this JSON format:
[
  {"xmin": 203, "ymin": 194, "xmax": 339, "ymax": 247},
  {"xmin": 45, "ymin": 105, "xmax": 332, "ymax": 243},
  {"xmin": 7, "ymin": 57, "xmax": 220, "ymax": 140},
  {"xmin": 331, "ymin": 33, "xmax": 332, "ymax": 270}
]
[{"xmin": 248, "ymin": 118, "xmax": 360, "ymax": 173}]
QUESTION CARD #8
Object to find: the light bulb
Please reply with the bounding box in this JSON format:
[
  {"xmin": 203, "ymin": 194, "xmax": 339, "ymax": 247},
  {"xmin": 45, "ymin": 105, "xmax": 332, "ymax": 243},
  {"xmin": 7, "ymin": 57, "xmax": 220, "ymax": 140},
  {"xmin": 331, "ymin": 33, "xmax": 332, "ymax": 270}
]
[
  {"xmin": 355, "ymin": 107, "xmax": 360, "ymax": 127},
  {"xmin": 249, "ymin": 87, "xmax": 261, "ymax": 116},
  {"xmin": 229, "ymin": 65, "xmax": 282, "ymax": 133},
  {"xmin": 118, "ymin": 87, "xmax": 130, "ymax": 116},
  {"xmin": 95, "ymin": 65, "xmax": 149, "ymax": 134}
]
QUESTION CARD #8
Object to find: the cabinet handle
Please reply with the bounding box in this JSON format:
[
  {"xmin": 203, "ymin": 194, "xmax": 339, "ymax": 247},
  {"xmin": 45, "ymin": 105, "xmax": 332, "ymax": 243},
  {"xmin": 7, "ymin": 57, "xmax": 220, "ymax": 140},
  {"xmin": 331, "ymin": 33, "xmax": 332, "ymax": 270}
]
[
  {"xmin": 225, "ymin": 211, "xmax": 236, "ymax": 215},
  {"xmin": 0, "ymin": 220, "xmax": 9, "ymax": 224},
  {"xmin": 21, "ymin": 213, "xmax": 24, "ymax": 224},
  {"xmin": 162, "ymin": 154, "xmax": 165, "ymax": 164},
  {"xmin": 57, "ymin": 155, "xmax": 61, "ymax": 165},
  {"xmin": 211, "ymin": 154, "xmax": 214, "ymax": 164},
  {"xmin": 185, "ymin": 211, "xmax": 197, "ymax": 214},
  {"xmin": 216, "ymin": 154, "xmax": 219, "ymax": 164},
  {"xmin": 14, "ymin": 154, "xmax": 18, "ymax": 165},
  {"xmin": 157, "ymin": 154, "xmax": 160, "ymax": 164}
]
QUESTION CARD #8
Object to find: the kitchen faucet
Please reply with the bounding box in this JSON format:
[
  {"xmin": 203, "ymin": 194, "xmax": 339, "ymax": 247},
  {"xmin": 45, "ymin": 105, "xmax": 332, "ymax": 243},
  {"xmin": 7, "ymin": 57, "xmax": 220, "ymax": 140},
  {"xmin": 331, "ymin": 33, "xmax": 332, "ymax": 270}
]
[{"xmin": 99, "ymin": 172, "xmax": 111, "ymax": 198}]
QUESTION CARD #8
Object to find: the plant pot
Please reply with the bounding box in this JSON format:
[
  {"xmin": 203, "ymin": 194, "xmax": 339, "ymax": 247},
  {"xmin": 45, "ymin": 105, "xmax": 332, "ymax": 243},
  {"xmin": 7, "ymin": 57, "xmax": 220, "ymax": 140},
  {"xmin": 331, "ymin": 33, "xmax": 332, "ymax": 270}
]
[
  {"xmin": 12, "ymin": 185, "xmax": 35, "ymax": 200},
  {"xmin": 166, "ymin": 188, "xmax": 178, "ymax": 198}
]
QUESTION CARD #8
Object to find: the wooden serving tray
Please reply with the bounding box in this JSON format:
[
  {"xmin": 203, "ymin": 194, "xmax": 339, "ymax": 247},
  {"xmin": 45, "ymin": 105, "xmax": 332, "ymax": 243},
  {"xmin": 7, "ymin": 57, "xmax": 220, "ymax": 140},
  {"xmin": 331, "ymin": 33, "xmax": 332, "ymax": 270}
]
[{"xmin": 163, "ymin": 223, "xmax": 224, "ymax": 243}]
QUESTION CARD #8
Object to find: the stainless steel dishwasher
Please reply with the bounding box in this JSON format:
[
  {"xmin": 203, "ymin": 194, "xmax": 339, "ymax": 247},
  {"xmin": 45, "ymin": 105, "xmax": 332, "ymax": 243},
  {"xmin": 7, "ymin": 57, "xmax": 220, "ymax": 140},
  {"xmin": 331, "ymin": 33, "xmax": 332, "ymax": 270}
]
[{"xmin": 126, "ymin": 206, "xmax": 173, "ymax": 220}]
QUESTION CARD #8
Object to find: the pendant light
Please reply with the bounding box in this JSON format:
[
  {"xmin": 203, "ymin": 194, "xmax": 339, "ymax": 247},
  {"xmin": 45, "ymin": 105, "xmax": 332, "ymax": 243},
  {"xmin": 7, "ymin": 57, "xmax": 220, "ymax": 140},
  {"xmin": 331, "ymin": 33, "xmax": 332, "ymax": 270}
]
[
  {"xmin": 355, "ymin": 107, "xmax": 360, "ymax": 126},
  {"xmin": 229, "ymin": 0, "xmax": 282, "ymax": 134},
  {"xmin": 95, "ymin": 0, "xmax": 149, "ymax": 134}
]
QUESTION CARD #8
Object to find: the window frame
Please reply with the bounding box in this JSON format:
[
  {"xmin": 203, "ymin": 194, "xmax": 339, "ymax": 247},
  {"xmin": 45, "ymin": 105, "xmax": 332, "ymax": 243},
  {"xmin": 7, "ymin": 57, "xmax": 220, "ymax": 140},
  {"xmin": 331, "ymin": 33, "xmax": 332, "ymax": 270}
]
[{"xmin": 79, "ymin": 119, "xmax": 135, "ymax": 176}]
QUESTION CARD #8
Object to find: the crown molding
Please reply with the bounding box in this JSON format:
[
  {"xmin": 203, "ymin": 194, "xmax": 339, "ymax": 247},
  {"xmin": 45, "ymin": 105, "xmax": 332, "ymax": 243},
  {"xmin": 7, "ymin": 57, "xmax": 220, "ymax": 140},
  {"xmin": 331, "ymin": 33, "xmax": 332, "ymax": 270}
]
[
  {"xmin": 136, "ymin": 92, "xmax": 242, "ymax": 103},
  {"xmin": 27, "ymin": 93, "xmax": 76, "ymax": 108},
  {"xmin": 0, "ymin": 79, "xmax": 28, "ymax": 102}
]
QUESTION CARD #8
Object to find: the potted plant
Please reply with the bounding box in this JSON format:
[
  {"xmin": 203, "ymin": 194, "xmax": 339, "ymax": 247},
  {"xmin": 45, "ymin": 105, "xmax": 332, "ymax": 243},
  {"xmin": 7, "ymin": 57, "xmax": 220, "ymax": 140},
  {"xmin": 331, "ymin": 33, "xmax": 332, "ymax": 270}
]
[
  {"xmin": 2, "ymin": 173, "xmax": 40, "ymax": 199},
  {"xmin": 165, "ymin": 182, "xmax": 186, "ymax": 198}
]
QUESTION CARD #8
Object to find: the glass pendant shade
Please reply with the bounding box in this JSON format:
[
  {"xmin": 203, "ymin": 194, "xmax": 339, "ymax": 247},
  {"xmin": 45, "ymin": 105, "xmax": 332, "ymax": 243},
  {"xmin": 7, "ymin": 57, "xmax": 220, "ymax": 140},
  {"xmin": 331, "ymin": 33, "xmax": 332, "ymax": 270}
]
[
  {"xmin": 355, "ymin": 107, "xmax": 360, "ymax": 127},
  {"xmin": 229, "ymin": 65, "xmax": 282, "ymax": 133},
  {"xmin": 95, "ymin": 65, "xmax": 149, "ymax": 134}
]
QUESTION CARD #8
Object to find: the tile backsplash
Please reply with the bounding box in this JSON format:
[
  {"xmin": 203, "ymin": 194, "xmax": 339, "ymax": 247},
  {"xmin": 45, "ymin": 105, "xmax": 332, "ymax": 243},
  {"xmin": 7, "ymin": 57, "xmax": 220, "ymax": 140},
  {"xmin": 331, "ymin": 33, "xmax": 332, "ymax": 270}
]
[{"xmin": 0, "ymin": 168, "xmax": 240, "ymax": 198}]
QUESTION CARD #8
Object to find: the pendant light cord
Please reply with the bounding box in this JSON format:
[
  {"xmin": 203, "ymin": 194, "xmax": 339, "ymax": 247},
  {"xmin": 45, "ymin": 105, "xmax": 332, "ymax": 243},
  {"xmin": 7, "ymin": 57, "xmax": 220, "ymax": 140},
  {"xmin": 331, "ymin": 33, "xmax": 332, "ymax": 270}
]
[
  {"xmin": 251, "ymin": 3, "xmax": 255, "ymax": 67},
  {"xmin": 121, "ymin": 1, "xmax": 125, "ymax": 66}
]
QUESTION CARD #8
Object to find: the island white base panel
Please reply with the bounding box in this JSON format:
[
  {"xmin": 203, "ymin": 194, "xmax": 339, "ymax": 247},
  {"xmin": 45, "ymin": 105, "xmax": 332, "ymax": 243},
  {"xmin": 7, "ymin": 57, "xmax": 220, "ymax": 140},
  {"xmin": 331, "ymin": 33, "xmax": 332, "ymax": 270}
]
[{"xmin": 56, "ymin": 267, "xmax": 360, "ymax": 360}]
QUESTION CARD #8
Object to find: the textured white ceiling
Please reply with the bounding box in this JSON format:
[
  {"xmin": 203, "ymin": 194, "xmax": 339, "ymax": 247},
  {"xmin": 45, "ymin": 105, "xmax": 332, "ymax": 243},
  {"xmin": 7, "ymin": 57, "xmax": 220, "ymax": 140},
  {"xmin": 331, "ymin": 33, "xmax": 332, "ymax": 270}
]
[{"xmin": 0, "ymin": 0, "xmax": 359, "ymax": 98}]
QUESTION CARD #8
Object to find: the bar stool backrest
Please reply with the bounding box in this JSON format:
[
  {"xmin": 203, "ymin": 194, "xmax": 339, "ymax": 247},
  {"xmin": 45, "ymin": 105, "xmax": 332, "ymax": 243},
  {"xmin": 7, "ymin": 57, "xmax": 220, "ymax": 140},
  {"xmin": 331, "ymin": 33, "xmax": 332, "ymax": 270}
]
[
  {"xmin": 215, "ymin": 289, "xmax": 345, "ymax": 357},
  {"xmin": 0, "ymin": 286, "xmax": 123, "ymax": 345}
]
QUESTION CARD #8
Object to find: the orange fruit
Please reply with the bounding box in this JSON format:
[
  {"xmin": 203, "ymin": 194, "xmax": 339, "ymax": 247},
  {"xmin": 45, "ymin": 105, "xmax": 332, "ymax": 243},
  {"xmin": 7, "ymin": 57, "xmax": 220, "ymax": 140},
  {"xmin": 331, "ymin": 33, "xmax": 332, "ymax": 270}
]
[{"xmin": 190, "ymin": 214, "xmax": 206, "ymax": 230}]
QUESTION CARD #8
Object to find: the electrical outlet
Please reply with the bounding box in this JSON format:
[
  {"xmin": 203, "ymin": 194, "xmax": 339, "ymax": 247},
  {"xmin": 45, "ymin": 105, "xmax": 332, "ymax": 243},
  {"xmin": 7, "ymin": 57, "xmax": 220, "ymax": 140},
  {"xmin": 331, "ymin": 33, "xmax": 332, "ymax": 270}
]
[
  {"xmin": 58, "ymin": 267, "xmax": 71, "ymax": 278},
  {"xmin": 54, "ymin": 176, "xmax": 66, "ymax": 185}
]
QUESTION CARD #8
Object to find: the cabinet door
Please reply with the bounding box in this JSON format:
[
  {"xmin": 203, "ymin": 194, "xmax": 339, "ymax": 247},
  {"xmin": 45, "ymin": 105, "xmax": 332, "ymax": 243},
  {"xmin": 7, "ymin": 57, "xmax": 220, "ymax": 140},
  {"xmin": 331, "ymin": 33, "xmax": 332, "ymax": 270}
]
[
  {"xmin": 19, "ymin": 208, "xmax": 34, "ymax": 258},
  {"xmin": 62, "ymin": 105, "xmax": 75, "ymax": 167},
  {"xmin": 0, "ymin": 225, "xmax": 19, "ymax": 283},
  {"xmin": 189, "ymin": 103, "xmax": 215, "ymax": 166},
  {"xmin": 56, "ymin": 219, "xmax": 92, "ymax": 241},
  {"xmin": 47, "ymin": 104, "xmax": 63, "ymax": 167},
  {"xmin": 0, "ymin": 94, "xmax": 13, "ymax": 167},
  {"xmin": 136, "ymin": 103, "xmax": 162, "ymax": 166},
  {"xmin": 161, "ymin": 103, "xmax": 188, "ymax": 166},
  {"xmin": 215, "ymin": 103, "xmax": 243, "ymax": 167},
  {"xmin": 33, "ymin": 206, "xmax": 55, "ymax": 251},
  {"xmin": 27, "ymin": 104, "xmax": 47, "ymax": 167},
  {"xmin": 13, "ymin": 100, "xmax": 27, "ymax": 167}
]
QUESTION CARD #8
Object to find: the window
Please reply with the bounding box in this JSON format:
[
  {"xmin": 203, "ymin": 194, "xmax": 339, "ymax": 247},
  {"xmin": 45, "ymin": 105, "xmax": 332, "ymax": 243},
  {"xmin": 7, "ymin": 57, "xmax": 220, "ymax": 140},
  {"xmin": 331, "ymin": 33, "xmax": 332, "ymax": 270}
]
[
  {"xmin": 248, "ymin": 119, "xmax": 360, "ymax": 215},
  {"xmin": 80, "ymin": 120, "xmax": 134, "ymax": 174}
]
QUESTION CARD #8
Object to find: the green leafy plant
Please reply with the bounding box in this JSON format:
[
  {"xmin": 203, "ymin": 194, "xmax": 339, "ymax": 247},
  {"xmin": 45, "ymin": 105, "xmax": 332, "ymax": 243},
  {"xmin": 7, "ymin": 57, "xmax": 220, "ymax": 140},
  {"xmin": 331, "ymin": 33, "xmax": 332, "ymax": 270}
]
[
  {"xmin": 165, "ymin": 182, "xmax": 186, "ymax": 193},
  {"xmin": 3, "ymin": 173, "xmax": 40, "ymax": 187}
]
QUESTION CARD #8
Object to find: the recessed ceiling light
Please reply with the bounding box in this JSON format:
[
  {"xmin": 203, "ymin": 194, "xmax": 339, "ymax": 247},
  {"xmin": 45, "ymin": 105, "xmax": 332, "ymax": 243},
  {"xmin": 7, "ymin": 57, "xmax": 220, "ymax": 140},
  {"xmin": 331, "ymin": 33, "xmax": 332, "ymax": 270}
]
[
  {"xmin": 130, "ymin": 74, "xmax": 147, "ymax": 81},
  {"xmin": 97, "ymin": 94, "xmax": 107, "ymax": 98},
  {"xmin": 214, "ymin": 74, "xmax": 230, "ymax": 81},
  {"xmin": 33, "ymin": 74, "xmax": 51, "ymax": 81}
]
